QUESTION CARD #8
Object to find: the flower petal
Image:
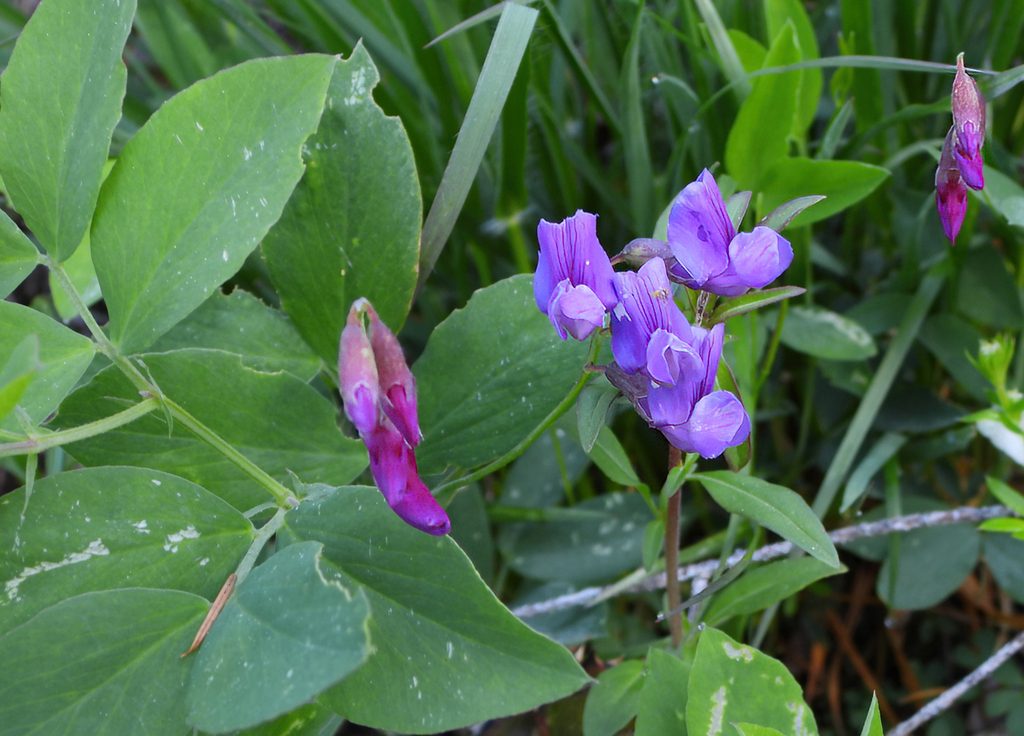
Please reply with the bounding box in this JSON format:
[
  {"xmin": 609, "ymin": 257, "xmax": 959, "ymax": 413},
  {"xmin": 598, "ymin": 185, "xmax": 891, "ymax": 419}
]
[
  {"xmin": 391, "ymin": 473, "xmax": 452, "ymax": 536},
  {"xmin": 667, "ymin": 169, "xmax": 734, "ymax": 288},
  {"xmin": 726, "ymin": 227, "xmax": 794, "ymax": 290},
  {"xmin": 646, "ymin": 328, "xmax": 702, "ymax": 386},
  {"xmin": 548, "ymin": 279, "xmax": 607, "ymax": 341},
  {"xmin": 338, "ymin": 302, "xmax": 380, "ymax": 436},
  {"xmin": 536, "ymin": 210, "xmax": 618, "ymax": 311},
  {"xmin": 659, "ymin": 390, "xmax": 750, "ymax": 458}
]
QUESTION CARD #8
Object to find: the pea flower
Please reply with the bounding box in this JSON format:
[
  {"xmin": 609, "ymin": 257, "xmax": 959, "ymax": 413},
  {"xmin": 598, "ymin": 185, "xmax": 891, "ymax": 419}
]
[
  {"xmin": 534, "ymin": 210, "xmax": 618, "ymax": 340},
  {"xmin": 935, "ymin": 128, "xmax": 968, "ymax": 244},
  {"xmin": 936, "ymin": 54, "xmax": 985, "ymax": 244},
  {"xmin": 607, "ymin": 258, "xmax": 750, "ymax": 458},
  {"xmin": 339, "ymin": 299, "xmax": 450, "ymax": 536},
  {"xmin": 665, "ymin": 170, "xmax": 793, "ymax": 297}
]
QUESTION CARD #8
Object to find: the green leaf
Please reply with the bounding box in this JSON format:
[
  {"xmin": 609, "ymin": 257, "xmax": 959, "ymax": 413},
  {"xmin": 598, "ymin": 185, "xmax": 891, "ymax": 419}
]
[
  {"xmin": 281, "ymin": 486, "xmax": 590, "ymax": 733},
  {"xmin": 0, "ymin": 0, "xmax": 134, "ymax": 261},
  {"xmin": 877, "ymin": 518, "xmax": 980, "ymax": 610},
  {"xmin": 91, "ymin": 55, "xmax": 337, "ymax": 355},
  {"xmin": 704, "ymin": 558, "xmax": 845, "ymax": 626},
  {"xmin": 840, "ymin": 432, "xmax": 907, "ymax": 512},
  {"xmin": 982, "ymin": 165, "xmax": 1024, "ymax": 229},
  {"xmin": 498, "ymin": 492, "xmax": 655, "ymax": 584},
  {"xmin": 0, "ymin": 208, "xmax": 38, "ymax": 298},
  {"xmin": 764, "ymin": 0, "xmax": 822, "ymax": 138},
  {"xmin": 917, "ymin": 314, "xmax": 991, "ymax": 402},
  {"xmin": 692, "ymin": 0, "xmax": 751, "ymax": 100},
  {"xmin": 54, "ymin": 350, "xmax": 366, "ymax": 510},
  {"xmin": 643, "ymin": 519, "xmax": 665, "ymax": 572},
  {"xmin": 0, "ymin": 301, "xmax": 96, "ymax": 432},
  {"xmin": 49, "ymin": 230, "xmax": 103, "ymax": 322},
  {"xmin": 733, "ymin": 725, "xmax": 786, "ymax": 736},
  {"xmin": 695, "ymin": 471, "xmax": 840, "ymax": 568},
  {"xmin": 186, "ymin": 541, "xmax": 370, "ymax": 733},
  {"xmin": 0, "ymin": 588, "xmax": 207, "ymax": 736},
  {"xmin": 263, "ymin": 43, "xmax": 420, "ymax": 364},
  {"xmin": 983, "ymin": 533, "xmax": 1024, "ymax": 605},
  {"xmin": 0, "ymin": 335, "xmax": 38, "ymax": 424},
  {"xmin": 634, "ymin": 647, "xmax": 692, "ymax": 736},
  {"xmin": 148, "ymin": 290, "xmax": 321, "ymax": 382},
  {"xmin": 759, "ymin": 159, "xmax": 889, "ymax": 227},
  {"xmin": 224, "ymin": 704, "xmax": 342, "ymax": 736},
  {"xmin": 0, "ymin": 466, "xmax": 252, "ymax": 637},
  {"xmin": 418, "ymin": 3, "xmax": 539, "ymax": 288},
  {"xmin": 501, "ymin": 426, "xmax": 590, "ymax": 509},
  {"xmin": 588, "ymin": 425, "xmax": 641, "ymax": 486},
  {"xmin": 859, "ymin": 694, "xmax": 883, "ymax": 736},
  {"xmin": 779, "ymin": 305, "xmax": 877, "ymax": 361},
  {"xmin": 577, "ymin": 377, "xmax": 617, "ymax": 453},
  {"xmin": 725, "ymin": 23, "xmax": 800, "ymax": 191},
  {"xmin": 759, "ymin": 196, "xmax": 826, "ymax": 232},
  {"xmin": 513, "ymin": 581, "xmax": 608, "ymax": 647},
  {"xmin": 979, "ymin": 518, "xmax": 1024, "ymax": 534},
  {"xmin": 710, "ymin": 286, "xmax": 805, "ymax": 324},
  {"xmin": 987, "ymin": 478, "xmax": 1024, "ymax": 517},
  {"xmin": 415, "ymin": 275, "xmax": 589, "ymax": 474},
  {"xmin": 446, "ymin": 484, "xmax": 495, "ymax": 583},
  {"xmin": 956, "ymin": 244, "xmax": 1024, "ymax": 330},
  {"xmin": 583, "ymin": 660, "xmax": 646, "ymax": 736},
  {"xmin": 686, "ymin": 627, "xmax": 818, "ymax": 736}
]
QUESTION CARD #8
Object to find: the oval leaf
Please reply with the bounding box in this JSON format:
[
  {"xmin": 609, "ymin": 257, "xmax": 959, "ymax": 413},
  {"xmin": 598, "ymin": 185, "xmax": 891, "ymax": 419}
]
[
  {"xmin": 263, "ymin": 43, "xmax": 421, "ymax": 363},
  {"xmin": 583, "ymin": 660, "xmax": 646, "ymax": 736},
  {"xmin": 0, "ymin": 209, "xmax": 39, "ymax": 298},
  {"xmin": 91, "ymin": 55, "xmax": 337, "ymax": 354},
  {"xmin": 694, "ymin": 471, "xmax": 840, "ymax": 568},
  {"xmin": 0, "ymin": 0, "xmax": 134, "ymax": 260},
  {"xmin": 0, "ymin": 466, "xmax": 252, "ymax": 637},
  {"xmin": 282, "ymin": 486, "xmax": 591, "ymax": 733},
  {"xmin": 780, "ymin": 305, "xmax": 877, "ymax": 361},
  {"xmin": 759, "ymin": 158, "xmax": 889, "ymax": 227},
  {"xmin": 415, "ymin": 275, "xmax": 590, "ymax": 474},
  {"xmin": 186, "ymin": 541, "xmax": 371, "ymax": 733}
]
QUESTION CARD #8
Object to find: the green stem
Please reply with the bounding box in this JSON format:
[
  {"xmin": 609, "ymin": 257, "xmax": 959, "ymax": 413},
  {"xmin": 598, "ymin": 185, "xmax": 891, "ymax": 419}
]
[
  {"xmin": 665, "ymin": 447, "xmax": 684, "ymax": 648},
  {"xmin": 0, "ymin": 398, "xmax": 160, "ymax": 458},
  {"xmin": 235, "ymin": 507, "xmax": 288, "ymax": 583},
  {"xmin": 755, "ymin": 298, "xmax": 788, "ymax": 398}
]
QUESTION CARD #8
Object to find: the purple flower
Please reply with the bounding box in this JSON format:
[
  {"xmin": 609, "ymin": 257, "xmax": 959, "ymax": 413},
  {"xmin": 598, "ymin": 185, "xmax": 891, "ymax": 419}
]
[
  {"xmin": 952, "ymin": 54, "xmax": 985, "ymax": 191},
  {"xmin": 666, "ymin": 170, "xmax": 793, "ymax": 297},
  {"xmin": 339, "ymin": 299, "xmax": 450, "ymax": 536},
  {"xmin": 647, "ymin": 324, "xmax": 751, "ymax": 458},
  {"xmin": 535, "ymin": 210, "xmax": 618, "ymax": 340},
  {"xmin": 936, "ymin": 127, "xmax": 968, "ymax": 244}
]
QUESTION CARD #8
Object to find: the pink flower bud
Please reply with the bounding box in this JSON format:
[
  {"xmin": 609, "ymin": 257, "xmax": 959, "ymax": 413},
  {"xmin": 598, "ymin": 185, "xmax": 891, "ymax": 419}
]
[
  {"xmin": 364, "ymin": 302, "xmax": 422, "ymax": 447},
  {"xmin": 951, "ymin": 54, "xmax": 985, "ymax": 190},
  {"xmin": 935, "ymin": 127, "xmax": 968, "ymax": 244},
  {"xmin": 338, "ymin": 301, "xmax": 380, "ymax": 436}
]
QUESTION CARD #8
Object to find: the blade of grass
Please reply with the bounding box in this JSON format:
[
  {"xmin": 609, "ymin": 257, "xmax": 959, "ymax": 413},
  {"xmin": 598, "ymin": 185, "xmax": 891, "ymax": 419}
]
[
  {"xmin": 205, "ymin": 0, "xmax": 292, "ymax": 55},
  {"xmin": 417, "ymin": 2, "xmax": 538, "ymax": 294},
  {"xmin": 691, "ymin": 0, "xmax": 751, "ymax": 100},
  {"xmin": 811, "ymin": 269, "xmax": 945, "ymax": 518},
  {"xmin": 622, "ymin": 5, "xmax": 655, "ymax": 236}
]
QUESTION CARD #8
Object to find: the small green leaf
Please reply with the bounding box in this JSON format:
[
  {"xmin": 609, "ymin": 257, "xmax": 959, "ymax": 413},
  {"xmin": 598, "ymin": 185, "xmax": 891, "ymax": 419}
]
[
  {"xmin": 876, "ymin": 518, "xmax": 980, "ymax": 610},
  {"xmin": 282, "ymin": 486, "xmax": 590, "ymax": 733},
  {"xmin": 263, "ymin": 43, "xmax": 421, "ymax": 363},
  {"xmin": 0, "ymin": 588, "xmax": 207, "ymax": 735},
  {"xmin": 859, "ymin": 694, "xmax": 883, "ymax": 736},
  {"xmin": 0, "ymin": 0, "xmax": 135, "ymax": 260},
  {"xmin": 956, "ymin": 244, "xmax": 1024, "ymax": 330},
  {"xmin": 499, "ymin": 492, "xmax": 655, "ymax": 584},
  {"xmin": 92, "ymin": 54, "xmax": 337, "ymax": 354},
  {"xmin": 186, "ymin": 541, "xmax": 371, "ymax": 733},
  {"xmin": 840, "ymin": 432, "xmax": 907, "ymax": 513},
  {"xmin": 642, "ymin": 520, "xmax": 665, "ymax": 572},
  {"xmin": 0, "ymin": 208, "xmax": 39, "ymax": 298},
  {"xmin": 147, "ymin": 290, "xmax": 321, "ymax": 381},
  {"xmin": 415, "ymin": 275, "xmax": 589, "ymax": 474},
  {"xmin": 588, "ymin": 425, "xmax": 641, "ymax": 487},
  {"xmin": 779, "ymin": 305, "xmax": 877, "ymax": 361},
  {"xmin": 917, "ymin": 314, "xmax": 990, "ymax": 402},
  {"xmin": 634, "ymin": 648, "xmax": 692, "ymax": 736},
  {"xmin": 763, "ymin": 0, "xmax": 822, "ymax": 138},
  {"xmin": 695, "ymin": 471, "xmax": 840, "ymax": 568},
  {"xmin": 0, "ymin": 335, "xmax": 38, "ymax": 424},
  {"xmin": 686, "ymin": 627, "xmax": 818, "ymax": 736},
  {"xmin": 0, "ymin": 301, "xmax": 95, "ymax": 432},
  {"xmin": 0, "ymin": 466, "xmax": 252, "ymax": 637},
  {"xmin": 725, "ymin": 23, "xmax": 800, "ymax": 190},
  {"xmin": 583, "ymin": 660, "xmax": 646, "ymax": 736},
  {"xmin": 759, "ymin": 159, "xmax": 889, "ymax": 227},
  {"xmin": 759, "ymin": 196, "xmax": 826, "ymax": 232},
  {"xmin": 978, "ymin": 518, "xmax": 1024, "ymax": 534},
  {"xmin": 704, "ymin": 558, "xmax": 845, "ymax": 626},
  {"xmin": 710, "ymin": 286, "xmax": 806, "ymax": 324},
  {"xmin": 982, "ymin": 165, "xmax": 1024, "ymax": 229},
  {"xmin": 577, "ymin": 377, "xmax": 617, "ymax": 453},
  {"xmin": 983, "ymin": 533, "xmax": 1024, "ymax": 605},
  {"xmin": 54, "ymin": 350, "xmax": 366, "ymax": 510},
  {"xmin": 225, "ymin": 704, "xmax": 342, "ymax": 736}
]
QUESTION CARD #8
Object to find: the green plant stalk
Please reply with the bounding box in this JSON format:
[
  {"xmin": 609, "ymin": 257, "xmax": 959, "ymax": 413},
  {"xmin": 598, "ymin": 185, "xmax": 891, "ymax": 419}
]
[
  {"xmin": 0, "ymin": 397, "xmax": 160, "ymax": 458},
  {"xmin": 665, "ymin": 446, "xmax": 684, "ymax": 648},
  {"xmin": 46, "ymin": 256, "xmax": 295, "ymax": 508},
  {"xmin": 433, "ymin": 335, "xmax": 602, "ymax": 498},
  {"xmin": 687, "ymin": 512, "xmax": 743, "ymax": 639},
  {"xmin": 755, "ymin": 298, "xmax": 788, "ymax": 398},
  {"xmin": 549, "ymin": 426, "xmax": 574, "ymax": 505},
  {"xmin": 235, "ymin": 506, "xmax": 288, "ymax": 583}
]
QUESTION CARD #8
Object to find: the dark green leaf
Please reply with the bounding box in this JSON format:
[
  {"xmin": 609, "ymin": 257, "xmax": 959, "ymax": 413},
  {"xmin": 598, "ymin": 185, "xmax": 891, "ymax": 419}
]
[
  {"xmin": 986, "ymin": 476, "xmax": 1024, "ymax": 517},
  {"xmin": 710, "ymin": 286, "xmax": 805, "ymax": 324},
  {"xmin": 514, "ymin": 581, "xmax": 608, "ymax": 647},
  {"xmin": 704, "ymin": 558, "xmax": 845, "ymax": 626},
  {"xmin": 577, "ymin": 376, "xmax": 617, "ymax": 453},
  {"xmin": 415, "ymin": 275, "xmax": 589, "ymax": 474},
  {"xmin": 982, "ymin": 165, "xmax": 1024, "ymax": 229},
  {"xmin": 224, "ymin": 704, "xmax": 342, "ymax": 736},
  {"xmin": 447, "ymin": 483, "xmax": 495, "ymax": 583},
  {"xmin": 0, "ymin": 0, "xmax": 134, "ymax": 261},
  {"xmin": 0, "ymin": 466, "xmax": 251, "ymax": 637},
  {"xmin": 0, "ymin": 301, "xmax": 96, "ymax": 432},
  {"xmin": 186, "ymin": 541, "xmax": 371, "ymax": 733},
  {"xmin": 956, "ymin": 243, "xmax": 1024, "ymax": 330},
  {"xmin": 759, "ymin": 159, "xmax": 889, "ymax": 227},
  {"xmin": 983, "ymin": 533, "xmax": 1024, "ymax": 605},
  {"xmin": 841, "ymin": 432, "xmax": 906, "ymax": 513},
  {"xmin": 917, "ymin": 314, "xmax": 990, "ymax": 402},
  {"xmin": 148, "ymin": 290, "xmax": 321, "ymax": 381},
  {"xmin": 695, "ymin": 471, "xmax": 839, "ymax": 568},
  {"xmin": 282, "ymin": 486, "xmax": 590, "ymax": 732},
  {"xmin": 54, "ymin": 350, "xmax": 366, "ymax": 510},
  {"xmin": 0, "ymin": 588, "xmax": 207, "ymax": 735},
  {"xmin": 877, "ymin": 519, "xmax": 980, "ymax": 610},
  {"xmin": 0, "ymin": 209, "xmax": 38, "ymax": 298},
  {"xmin": 583, "ymin": 660, "xmax": 645, "ymax": 736},
  {"xmin": 0, "ymin": 335, "xmax": 38, "ymax": 424},
  {"xmin": 759, "ymin": 197, "xmax": 826, "ymax": 233},
  {"xmin": 263, "ymin": 43, "xmax": 420, "ymax": 363},
  {"xmin": 588, "ymin": 426, "xmax": 641, "ymax": 486},
  {"xmin": 686, "ymin": 627, "xmax": 818, "ymax": 736},
  {"xmin": 779, "ymin": 305, "xmax": 877, "ymax": 361},
  {"xmin": 501, "ymin": 425, "xmax": 590, "ymax": 509},
  {"xmin": 92, "ymin": 55, "xmax": 337, "ymax": 354},
  {"xmin": 634, "ymin": 648, "xmax": 692, "ymax": 736}
]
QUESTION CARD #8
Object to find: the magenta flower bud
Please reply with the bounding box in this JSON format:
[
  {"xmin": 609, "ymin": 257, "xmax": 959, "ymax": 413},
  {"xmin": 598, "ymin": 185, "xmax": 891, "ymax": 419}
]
[
  {"xmin": 534, "ymin": 210, "xmax": 618, "ymax": 341},
  {"xmin": 363, "ymin": 301, "xmax": 422, "ymax": 447},
  {"xmin": 936, "ymin": 127, "xmax": 968, "ymax": 244},
  {"xmin": 952, "ymin": 54, "xmax": 985, "ymax": 190},
  {"xmin": 339, "ymin": 302, "xmax": 380, "ymax": 437},
  {"xmin": 666, "ymin": 170, "xmax": 793, "ymax": 296}
]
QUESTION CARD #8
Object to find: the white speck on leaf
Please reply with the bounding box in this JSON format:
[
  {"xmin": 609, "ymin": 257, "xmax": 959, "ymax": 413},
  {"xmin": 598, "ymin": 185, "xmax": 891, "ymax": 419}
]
[
  {"xmin": 131, "ymin": 520, "xmax": 150, "ymax": 534},
  {"xmin": 4, "ymin": 539, "xmax": 110, "ymax": 602},
  {"xmin": 708, "ymin": 686, "xmax": 727, "ymax": 735},
  {"xmin": 723, "ymin": 642, "xmax": 754, "ymax": 662}
]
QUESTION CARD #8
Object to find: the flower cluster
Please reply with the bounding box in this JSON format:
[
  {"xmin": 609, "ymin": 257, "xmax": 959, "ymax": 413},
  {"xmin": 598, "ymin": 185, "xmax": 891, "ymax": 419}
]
[
  {"xmin": 338, "ymin": 298, "xmax": 450, "ymax": 536},
  {"xmin": 534, "ymin": 169, "xmax": 788, "ymax": 458},
  {"xmin": 936, "ymin": 54, "xmax": 986, "ymax": 244}
]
